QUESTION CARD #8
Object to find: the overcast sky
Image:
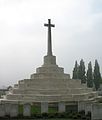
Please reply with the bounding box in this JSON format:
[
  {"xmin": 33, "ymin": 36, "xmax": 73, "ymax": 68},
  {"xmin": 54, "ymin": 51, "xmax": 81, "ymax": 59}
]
[{"xmin": 0, "ymin": 0, "xmax": 102, "ymax": 88}]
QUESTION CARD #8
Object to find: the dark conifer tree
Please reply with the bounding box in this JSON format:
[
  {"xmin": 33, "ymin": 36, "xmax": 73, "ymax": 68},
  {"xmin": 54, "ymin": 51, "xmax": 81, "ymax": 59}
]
[
  {"xmin": 72, "ymin": 61, "xmax": 79, "ymax": 79},
  {"xmin": 87, "ymin": 61, "xmax": 93, "ymax": 88},
  {"xmin": 93, "ymin": 60, "xmax": 101, "ymax": 90},
  {"xmin": 78, "ymin": 59, "xmax": 86, "ymax": 83}
]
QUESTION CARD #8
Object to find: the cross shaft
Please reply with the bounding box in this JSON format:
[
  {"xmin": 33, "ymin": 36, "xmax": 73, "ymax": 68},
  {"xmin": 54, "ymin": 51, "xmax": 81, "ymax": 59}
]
[{"xmin": 44, "ymin": 19, "xmax": 55, "ymax": 56}]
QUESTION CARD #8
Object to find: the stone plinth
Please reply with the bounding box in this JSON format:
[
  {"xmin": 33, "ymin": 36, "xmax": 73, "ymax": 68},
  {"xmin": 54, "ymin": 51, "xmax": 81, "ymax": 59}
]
[
  {"xmin": 58, "ymin": 102, "xmax": 65, "ymax": 113},
  {"xmin": 23, "ymin": 104, "xmax": 31, "ymax": 116},
  {"xmin": 41, "ymin": 102, "xmax": 48, "ymax": 113},
  {"xmin": 91, "ymin": 103, "xmax": 102, "ymax": 120},
  {"xmin": 10, "ymin": 104, "xmax": 18, "ymax": 117},
  {"xmin": 0, "ymin": 104, "xmax": 5, "ymax": 117}
]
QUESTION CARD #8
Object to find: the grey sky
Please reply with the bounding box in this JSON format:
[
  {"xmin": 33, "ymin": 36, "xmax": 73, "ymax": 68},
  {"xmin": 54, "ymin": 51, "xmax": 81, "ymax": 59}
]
[{"xmin": 0, "ymin": 0, "xmax": 102, "ymax": 88}]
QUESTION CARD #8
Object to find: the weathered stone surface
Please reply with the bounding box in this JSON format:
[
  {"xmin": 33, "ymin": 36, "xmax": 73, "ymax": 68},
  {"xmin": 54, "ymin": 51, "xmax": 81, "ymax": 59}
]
[
  {"xmin": 5, "ymin": 103, "xmax": 11, "ymax": 115},
  {"xmin": 85, "ymin": 102, "xmax": 92, "ymax": 115},
  {"xmin": 41, "ymin": 102, "xmax": 48, "ymax": 113},
  {"xmin": 23, "ymin": 104, "xmax": 31, "ymax": 116},
  {"xmin": 78, "ymin": 101, "xmax": 85, "ymax": 112},
  {"xmin": 10, "ymin": 104, "xmax": 18, "ymax": 117},
  {"xmin": 58, "ymin": 102, "xmax": 65, "ymax": 112},
  {"xmin": 0, "ymin": 104, "xmax": 5, "ymax": 117},
  {"xmin": 91, "ymin": 103, "xmax": 102, "ymax": 120},
  {"xmin": 0, "ymin": 19, "xmax": 98, "ymax": 106}
]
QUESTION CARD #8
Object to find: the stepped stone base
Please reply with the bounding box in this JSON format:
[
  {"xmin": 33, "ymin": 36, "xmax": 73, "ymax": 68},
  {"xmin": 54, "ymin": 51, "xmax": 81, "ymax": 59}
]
[{"xmin": 0, "ymin": 55, "xmax": 98, "ymax": 104}]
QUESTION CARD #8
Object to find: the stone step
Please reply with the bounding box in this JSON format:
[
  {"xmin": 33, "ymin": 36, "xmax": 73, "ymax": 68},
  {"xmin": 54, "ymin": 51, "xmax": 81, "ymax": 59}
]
[
  {"xmin": 5, "ymin": 92, "xmax": 97, "ymax": 102},
  {"xmin": 11, "ymin": 87, "xmax": 93, "ymax": 95}
]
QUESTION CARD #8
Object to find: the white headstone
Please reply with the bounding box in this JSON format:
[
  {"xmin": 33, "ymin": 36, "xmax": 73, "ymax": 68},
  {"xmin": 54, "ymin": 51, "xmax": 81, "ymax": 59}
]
[
  {"xmin": 10, "ymin": 104, "xmax": 18, "ymax": 117},
  {"xmin": 0, "ymin": 104, "xmax": 5, "ymax": 117},
  {"xmin": 58, "ymin": 102, "xmax": 65, "ymax": 112},
  {"xmin": 41, "ymin": 102, "xmax": 48, "ymax": 113},
  {"xmin": 23, "ymin": 104, "xmax": 31, "ymax": 116}
]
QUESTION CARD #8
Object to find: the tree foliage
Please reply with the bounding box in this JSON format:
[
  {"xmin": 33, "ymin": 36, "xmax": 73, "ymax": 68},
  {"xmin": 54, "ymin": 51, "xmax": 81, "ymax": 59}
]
[
  {"xmin": 78, "ymin": 59, "xmax": 86, "ymax": 83},
  {"xmin": 72, "ymin": 59, "xmax": 86, "ymax": 83},
  {"xmin": 93, "ymin": 60, "xmax": 101, "ymax": 90},
  {"xmin": 72, "ymin": 61, "xmax": 79, "ymax": 79},
  {"xmin": 86, "ymin": 61, "xmax": 93, "ymax": 88},
  {"xmin": 72, "ymin": 59, "xmax": 102, "ymax": 89}
]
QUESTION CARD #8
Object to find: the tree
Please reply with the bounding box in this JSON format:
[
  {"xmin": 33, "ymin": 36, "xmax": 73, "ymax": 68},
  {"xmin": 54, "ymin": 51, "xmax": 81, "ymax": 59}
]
[
  {"xmin": 78, "ymin": 59, "xmax": 86, "ymax": 83},
  {"xmin": 93, "ymin": 60, "xmax": 101, "ymax": 90},
  {"xmin": 72, "ymin": 61, "xmax": 79, "ymax": 79},
  {"xmin": 100, "ymin": 77, "xmax": 102, "ymax": 84},
  {"xmin": 86, "ymin": 61, "xmax": 93, "ymax": 88}
]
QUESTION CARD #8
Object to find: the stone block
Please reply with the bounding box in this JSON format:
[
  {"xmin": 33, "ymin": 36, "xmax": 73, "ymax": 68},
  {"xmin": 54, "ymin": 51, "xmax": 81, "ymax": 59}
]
[
  {"xmin": 10, "ymin": 104, "xmax": 18, "ymax": 117},
  {"xmin": 85, "ymin": 103, "xmax": 92, "ymax": 115},
  {"xmin": 5, "ymin": 103, "xmax": 11, "ymax": 115},
  {"xmin": 78, "ymin": 101, "xmax": 85, "ymax": 112},
  {"xmin": 23, "ymin": 104, "xmax": 31, "ymax": 116},
  {"xmin": 41, "ymin": 102, "xmax": 48, "ymax": 113},
  {"xmin": 0, "ymin": 104, "xmax": 5, "ymax": 117},
  {"xmin": 58, "ymin": 102, "xmax": 65, "ymax": 112},
  {"xmin": 91, "ymin": 103, "xmax": 102, "ymax": 120}
]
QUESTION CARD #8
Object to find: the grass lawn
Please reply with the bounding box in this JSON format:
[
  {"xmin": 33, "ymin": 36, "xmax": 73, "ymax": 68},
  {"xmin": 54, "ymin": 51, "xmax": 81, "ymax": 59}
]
[
  {"xmin": 18, "ymin": 105, "xmax": 23, "ymax": 114},
  {"xmin": 31, "ymin": 105, "xmax": 41, "ymax": 114},
  {"xmin": 48, "ymin": 107, "xmax": 58, "ymax": 113}
]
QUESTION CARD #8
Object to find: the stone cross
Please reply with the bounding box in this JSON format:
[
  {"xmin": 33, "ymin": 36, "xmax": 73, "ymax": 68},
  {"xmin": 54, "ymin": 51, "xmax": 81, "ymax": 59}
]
[{"xmin": 44, "ymin": 19, "xmax": 55, "ymax": 56}]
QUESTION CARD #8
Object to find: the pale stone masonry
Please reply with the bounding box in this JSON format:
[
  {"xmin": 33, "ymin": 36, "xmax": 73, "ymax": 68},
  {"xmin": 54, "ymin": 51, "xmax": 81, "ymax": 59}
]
[
  {"xmin": 58, "ymin": 102, "xmax": 65, "ymax": 113},
  {"xmin": 91, "ymin": 103, "xmax": 102, "ymax": 120},
  {"xmin": 1, "ymin": 53, "xmax": 97, "ymax": 103},
  {"xmin": 0, "ymin": 102, "xmax": 102, "ymax": 119},
  {"xmin": 0, "ymin": 19, "xmax": 102, "ymax": 119},
  {"xmin": 78, "ymin": 101, "xmax": 102, "ymax": 120},
  {"xmin": 41, "ymin": 102, "xmax": 48, "ymax": 113},
  {"xmin": 10, "ymin": 104, "xmax": 18, "ymax": 117},
  {"xmin": 0, "ymin": 104, "xmax": 5, "ymax": 117},
  {"xmin": 0, "ymin": 19, "xmax": 99, "ymax": 110},
  {"xmin": 23, "ymin": 104, "xmax": 31, "ymax": 116}
]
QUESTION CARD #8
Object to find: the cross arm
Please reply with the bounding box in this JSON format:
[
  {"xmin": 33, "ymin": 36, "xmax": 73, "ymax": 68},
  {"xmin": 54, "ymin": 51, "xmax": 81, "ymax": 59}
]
[
  {"xmin": 44, "ymin": 24, "xmax": 55, "ymax": 27},
  {"xmin": 44, "ymin": 24, "xmax": 48, "ymax": 27}
]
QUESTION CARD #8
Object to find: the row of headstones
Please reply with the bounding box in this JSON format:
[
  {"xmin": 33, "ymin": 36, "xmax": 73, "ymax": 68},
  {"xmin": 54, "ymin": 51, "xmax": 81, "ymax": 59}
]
[
  {"xmin": 78, "ymin": 101, "xmax": 102, "ymax": 120},
  {"xmin": 0, "ymin": 102, "xmax": 65, "ymax": 117}
]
